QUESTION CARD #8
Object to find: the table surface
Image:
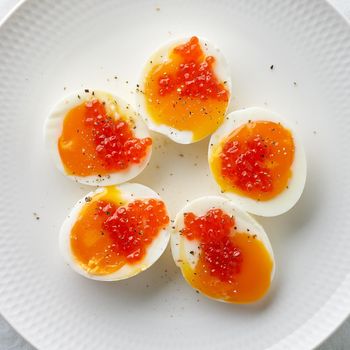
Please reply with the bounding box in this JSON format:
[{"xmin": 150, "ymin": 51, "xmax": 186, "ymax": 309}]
[{"xmin": 0, "ymin": 0, "xmax": 350, "ymax": 349}]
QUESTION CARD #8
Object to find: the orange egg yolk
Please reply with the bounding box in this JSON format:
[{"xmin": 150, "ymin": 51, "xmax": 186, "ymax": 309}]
[
  {"xmin": 143, "ymin": 36, "xmax": 230, "ymax": 141},
  {"xmin": 58, "ymin": 99, "xmax": 152, "ymax": 177},
  {"xmin": 180, "ymin": 209, "xmax": 273, "ymax": 303},
  {"xmin": 70, "ymin": 187, "xmax": 169, "ymax": 275},
  {"xmin": 210, "ymin": 121, "xmax": 295, "ymax": 201}
]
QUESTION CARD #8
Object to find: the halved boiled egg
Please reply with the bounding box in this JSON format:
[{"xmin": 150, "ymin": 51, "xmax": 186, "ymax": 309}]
[
  {"xmin": 60, "ymin": 183, "xmax": 170, "ymax": 281},
  {"xmin": 137, "ymin": 36, "xmax": 231, "ymax": 144},
  {"xmin": 44, "ymin": 90, "xmax": 152, "ymax": 185},
  {"xmin": 209, "ymin": 107, "xmax": 307, "ymax": 216},
  {"xmin": 171, "ymin": 196, "xmax": 274, "ymax": 303}
]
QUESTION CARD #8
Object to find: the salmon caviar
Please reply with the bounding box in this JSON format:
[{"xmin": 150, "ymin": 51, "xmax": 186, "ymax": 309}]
[
  {"xmin": 102, "ymin": 199, "xmax": 169, "ymax": 263},
  {"xmin": 70, "ymin": 189, "xmax": 169, "ymax": 275},
  {"xmin": 182, "ymin": 209, "xmax": 242, "ymax": 282},
  {"xmin": 158, "ymin": 37, "xmax": 228, "ymax": 100},
  {"xmin": 58, "ymin": 99, "xmax": 152, "ymax": 177},
  {"xmin": 143, "ymin": 36, "xmax": 230, "ymax": 141},
  {"xmin": 180, "ymin": 209, "xmax": 273, "ymax": 303},
  {"xmin": 210, "ymin": 121, "xmax": 295, "ymax": 201}
]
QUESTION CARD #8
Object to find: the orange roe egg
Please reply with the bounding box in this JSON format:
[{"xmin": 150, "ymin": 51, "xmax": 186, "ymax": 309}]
[
  {"xmin": 180, "ymin": 209, "xmax": 273, "ymax": 303},
  {"xmin": 70, "ymin": 189, "xmax": 169, "ymax": 275},
  {"xmin": 143, "ymin": 36, "xmax": 230, "ymax": 141},
  {"xmin": 58, "ymin": 99, "xmax": 152, "ymax": 177},
  {"xmin": 210, "ymin": 121, "xmax": 295, "ymax": 201}
]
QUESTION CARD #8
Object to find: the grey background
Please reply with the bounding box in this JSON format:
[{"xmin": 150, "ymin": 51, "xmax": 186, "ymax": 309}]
[{"xmin": 0, "ymin": 0, "xmax": 349, "ymax": 349}]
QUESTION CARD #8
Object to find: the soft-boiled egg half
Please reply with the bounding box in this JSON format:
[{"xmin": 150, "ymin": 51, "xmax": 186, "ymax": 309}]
[
  {"xmin": 60, "ymin": 183, "xmax": 170, "ymax": 281},
  {"xmin": 209, "ymin": 107, "xmax": 307, "ymax": 216},
  {"xmin": 137, "ymin": 36, "xmax": 231, "ymax": 144},
  {"xmin": 171, "ymin": 196, "xmax": 274, "ymax": 303},
  {"xmin": 44, "ymin": 90, "xmax": 152, "ymax": 185}
]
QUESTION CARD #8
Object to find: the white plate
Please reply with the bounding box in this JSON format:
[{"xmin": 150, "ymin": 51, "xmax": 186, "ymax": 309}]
[{"xmin": 0, "ymin": 0, "xmax": 349, "ymax": 349}]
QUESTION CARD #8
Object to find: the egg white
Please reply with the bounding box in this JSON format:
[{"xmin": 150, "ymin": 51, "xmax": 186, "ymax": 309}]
[
  {"xmin": 136, "ymin": 37, "xmax": 231, "ymax": 144},
  {"xmin": 171, "ymin": 196, "xmax": 275, "ymax": 302},
  {"xmin": 60, "ymin": 183, "xmax": 170, "ymax": 281},
  {"xmin": 208, "ymin": 107, "xmax": 307, "ymax": 217},
  {"xmin": 44, "ymin": 90, "xmax": 152, "ymax": 186}
]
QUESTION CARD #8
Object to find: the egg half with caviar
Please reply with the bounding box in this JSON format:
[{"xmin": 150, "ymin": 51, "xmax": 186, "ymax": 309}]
[
  {"xmin": 44, "ymin": 90, "xmax": 152, "ymax": 186},
  {"xmin": 60, "ymin": 183, "xmax": 170, "ymax": 281},
  {"xmin": 209, "ymin": 107, "xmax": 307, "ymax": 216},
  {"xmin": 137, "ymin": 36, "xmax": 231, "ymax": 144},
  {"xmin": 171, "ymin": 196, "xmax": 274, "ymax": 303}
]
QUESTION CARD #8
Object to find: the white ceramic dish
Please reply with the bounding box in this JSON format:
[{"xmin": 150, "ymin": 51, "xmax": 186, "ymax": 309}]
[{"xmin": 0, "ymin": 0, "xmax": 349, "ymax": 349}]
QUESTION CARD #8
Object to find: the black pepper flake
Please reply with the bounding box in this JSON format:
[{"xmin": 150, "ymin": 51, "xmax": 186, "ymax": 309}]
[
  {"xmin": 190, "ymin": 251, "xmax": 194, "ymax": 255},
  {"xmin": 77, "ymin": 94, "xmax": 81, "ymax": 99},
  {"xmin": 84, "ymin": 89, "xmax": 89, "ymax": 93},
  {"xmin": 85, "ymin": 196, "xmax": 92, "ymax": 202},
  {"xmin": 33, "ymin": 212, "xmax": 40, "ymax": 220},
  {"xmin": 270, "ymin": 65, "xmax": 274, "ymax": 70},
  {"xmin": 196, "ymin": 290, "xmax": 199, "ymax": 294},
  {"xmin": 293, "ymin": 81, "xmax": 297, "ymax": 86}
]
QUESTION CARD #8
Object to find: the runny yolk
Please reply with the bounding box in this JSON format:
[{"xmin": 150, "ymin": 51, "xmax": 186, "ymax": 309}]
[
  {"xmin": 143, "ymin": 36, "xmax": 230, "ymax": 141},
  {"xmin": 70, "ymin": 187, "xmax": 169, "ymax": 275},
  {"xmin": 58, "ymin": 99, "xmax": 152, "ymax": 177},
  {"xmin": 180, "ymin": 209, "xmax": 273, "ymax": 303},
  {"xmin": 210, "ymin": 121, "xmax": 295, "ymax": 201}
]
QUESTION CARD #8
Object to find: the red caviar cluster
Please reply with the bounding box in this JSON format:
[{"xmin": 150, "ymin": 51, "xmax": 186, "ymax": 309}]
[
  {"xmin": 97, "ymin": 199, "xmax": 169, "ymax": 263},
  {"xmin": 158, "ymin": 36, "xmax": 229, "ymax": 101},
  {"xmin": 85, "ymin": 99, "xmax": 152, "ymax": 170},
  {"xmin": 220, "ymin": 135, "xmax": 272, "ymax": 193},
  {"xmin": 182, "ymin": 209, "xmax": 242, "ymax": 282}
]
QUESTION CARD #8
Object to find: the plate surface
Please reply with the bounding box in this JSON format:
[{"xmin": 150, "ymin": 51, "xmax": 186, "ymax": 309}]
[{"xmin": 0, "ymin": 0, "xmax": 350, "ymax": 349}]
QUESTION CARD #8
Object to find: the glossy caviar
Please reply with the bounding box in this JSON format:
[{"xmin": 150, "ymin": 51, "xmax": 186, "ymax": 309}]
[
  {"xmin": 70, "ymin": 187, "xmax": 169, "ymax": 275},
  {"xmin": 210, "ymin": 121, "xmax": 295, "ymax": 201},
  {"xmin": 58, "ymin": 99, "xmax": 152, "ymax": 177},
  {"xmin": 143, "ymin": 36, "xmax": 230, "ymax": 141},
  {"xmin": 180, "ymin": 209, "xmax": 273, "ymax": 303}
]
